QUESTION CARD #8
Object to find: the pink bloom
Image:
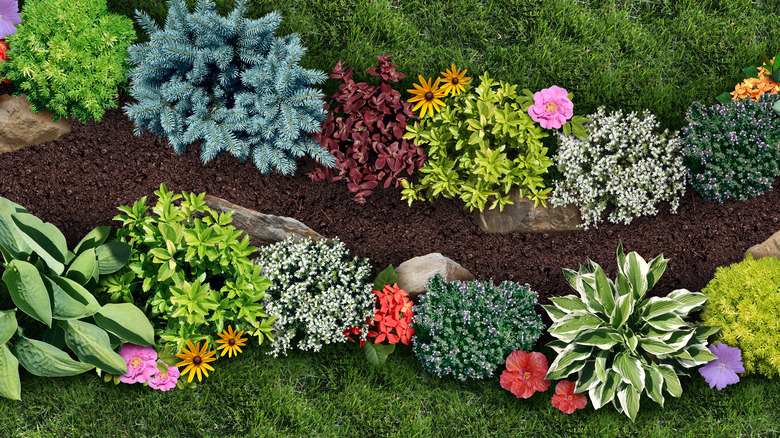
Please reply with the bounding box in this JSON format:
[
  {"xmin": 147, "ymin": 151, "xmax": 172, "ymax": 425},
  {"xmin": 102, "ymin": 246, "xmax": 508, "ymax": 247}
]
[
  {"xmin": 527, "ymin": 85, "xmax": 574, "ymax": 129},
  {"xmin": 148, "ymin": 361, "xmax": 180, "ymax": 391},
  {"xmin": 500, "ymin": 350, "xmax": 551, "ymax": 399},
  {"xmin": 699, "ymin": 342, "xmax": 745, "ymax": 390},
  {"xmin": 0, "ymin": 0, "xmax": 22, "ymax": 40},
  {"xmin": 118, "ymin": 343, "xmax": 158, "ymax": 384},
  {"xmin": 551, "ymin": 380, "xmax": 588, "ymax": 414}
]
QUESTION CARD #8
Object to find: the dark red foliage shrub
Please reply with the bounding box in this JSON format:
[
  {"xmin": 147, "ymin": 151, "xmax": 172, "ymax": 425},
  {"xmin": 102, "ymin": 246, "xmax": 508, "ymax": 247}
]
[{"xmin": 308, "ymin": 55, "xmax": 425, "ymax": 203}]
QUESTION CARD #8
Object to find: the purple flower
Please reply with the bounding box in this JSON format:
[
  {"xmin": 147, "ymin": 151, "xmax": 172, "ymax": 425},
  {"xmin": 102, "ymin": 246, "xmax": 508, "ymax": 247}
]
[
  {"xmin": 527, "ymin": 85, "xmax": 574, "ymax": 130},
  {"xmin": 698, "ymin": 342, "xmax": 745, "ymax": 390},
  {"xmin": 118, "ymin": 343, "xmax": 158, "ymax": 384},
  {"xmin": 0, "ymin": 0, "xmax": 21, "ymax": 40}
]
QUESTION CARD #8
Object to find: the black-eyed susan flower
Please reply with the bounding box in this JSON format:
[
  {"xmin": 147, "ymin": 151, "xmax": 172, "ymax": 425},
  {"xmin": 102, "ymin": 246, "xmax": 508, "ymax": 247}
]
[
  {"xmin": 175, "ymin": 340, "xmax": 217, "ymax": 383},
  {"xmin": 215, "ymin": 325, "xmax": 247, "ymax": 358},
  {"xmin": 407, "ymin": 75, "xmax": 447, "ymax": 118},
  {"xmin": 439, "ymin": 64, "xmax": 470, "ymax": 96}
]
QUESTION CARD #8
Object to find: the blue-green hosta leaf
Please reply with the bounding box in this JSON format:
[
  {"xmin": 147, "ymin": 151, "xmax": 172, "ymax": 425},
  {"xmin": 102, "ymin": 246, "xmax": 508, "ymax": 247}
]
[
  {"xmin": 44, "ymin": 276, "xmax": 101, "ymax": 320},
  {"xmin": 610, "ymin": 294, "xmax": 633, "ymax": 328},
  {"xmin": 645, "ymin": 312, "xmax": 688, "ymax": 332},
  {"xmin": 11, "ymin": 213, "xmax": 68, "ymax": 275},
  {"xmin": 72, "ymin": 226, "xmax": 111, "ymax": 255},
  {"xmin": 63, "ymin": 320, "xmax": 127, "ymax": 375},
  {"xmin": 655, "ymin": 364, "xmax": 682, "ymax": 398},
  {"xmin": 93, "ymin": 303, "xmax": 155, "ymax": 347},
  {"xmin": 96, "ymin": 242, "xmax": 132, "ymax": 275},
  {"xmin": 3, "ymin": 260, "xmax": 52, "ymax": 327},
  {"xmin": 14, "ymin": 336, "xmax": 94, "ymax": 377},
  {"xmin": 548, "ymin": 312, "xmax": 604, "ymax": 341},
  {"xmin": 645, "ymin": 254, "xmax": 669, "ymax": 291},
  {"xmin": 616, "ymin": 383, "xmax": 641, "ymax": 422},
  {"xmin": 626, "ymin": 251, "xmax": 649, "ymax": 301},
  {"xmin": 593, "ymin": 265, "xmax": 616, "ymax": 314},
  {"xmin": 548, "ymin": 295, "xmax": 588, "ymax": 313},
  {"xmin": 666, "ymin": 289, "xmax": 708, "ymax": 315},
  {"xmin": 0, "ymin": 309, "xmax": 17, "ymax": 344},
  {"xmin": 612, "ymin": 351, "xmax": 645, "ymax": 391},
  {"xmin": 589, "ymin": 371, "xmax": 620, "ymax": 410},
  {"xmin": 641, "ymin": 297, "xmax": 681, "ymax": 320},
  {"xmin": 65, "ymin": 248, "xmax": 97, "ymax": 285},
  {"xmin": 547, "ymin": 344, "xmax": 593, "ymax": 380},
  {"xmin": 575, "ymin": 360, "xmax": 600, "ymax": 393},
  {"xmin": 574, "ymin": 327, "xmax": 622, "ymax": 350},
  {"xmin": 0, "ymin": 344, "xmax": 20, "ymax": 400}
]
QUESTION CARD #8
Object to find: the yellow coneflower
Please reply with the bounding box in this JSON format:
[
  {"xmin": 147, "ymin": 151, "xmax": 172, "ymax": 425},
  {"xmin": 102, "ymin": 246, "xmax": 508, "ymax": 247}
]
[
  {"xmin": 175, "ymin": 340, "xmax": 217, "ymax": 383},
  {"xmin": 407, "ymin": 75, "xmax": 447, "ymax": 118},
  {"xmin": 439, "ymin": 64, "xmax": 470, "ymax": 96},
  {"xmin": 215, "ymin": 325, "xmax": 247, "ymax": 358}
]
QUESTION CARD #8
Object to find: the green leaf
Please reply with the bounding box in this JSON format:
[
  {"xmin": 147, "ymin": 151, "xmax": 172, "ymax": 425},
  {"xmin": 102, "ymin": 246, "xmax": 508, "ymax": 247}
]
[
  {"xmin": 593, "ymin": 265, "xmax": 616, "ymax": 315},
  {"xmin": 644, "ymin": 364, "xmax": 665, "ymax": 407},
  {"xmin": 14, "ymin": 336, "xmax": 94, "ymax": 377},
  {"xmin": 574, "ymin": 328, "xmax": 621, "ymax": 350},
  {"xmin": 612, "ymin": 351, "xmax": 645, "ymax": 391},
  {"xmin": 3, "ymin": 259, "xmax": 52, "ymax": 327},
  {"xmin": 549, "ymin": 295, "xmax": 588, "ymax": 313},
  {"xmin": 11, "ymin": 213, "xmax": 68, "ymax": 275},
  {"xmin": 96, "ymin": 241, "xmax": 131, "ymax": 275},
  {"xmin": 656, "ymin": 364, "xmax": 682, "ymax": 397},
  {"xmin": 373, "ymin": 265, "xmax": 398, "ymax": 291},
  {"xmin": 743, "ymin": 65, "xmax": 759, "ymax": 79},
  {"xmin": 638, "ymin": 337, "xmax": 678, "ymax": 356},
  {"xmin": 716, "ymin": 91, "xmax": 733, "ymax": 104},
  {"xmin": 93, "ymin": 303, "xmax": 155, "ymax": 347},
  {"xmin": 65, "ymin": 248, "xmax": 97, "ymax": 285},
  {"xmin": 542, "ymin": 304, "xmax": 567, "ymax": 323},
  {"xmin": 575, "ymin": 360, "xmax": 600, "ymax": 393},
  {"xmin": 0, "ymin": 344, "xmax": 21, "ymax": 400},
  {"xmin": 363, "ymin": 342, "xmax": 396, "ymax": 367},
  {"xmin": 45, "ymin": 276, "xmax": 101, "ymax": 320},
  {"xmin": 610, "ymin": 294, "xmax": 632, "ymax": 329},
  {"xmin": 594, "ymin": 349, "xmax": 610, "ymax": 382},
  {"xmin": 616, "ymin": 384, "xmax": 641, "ymax": 422},
  {"xmin": 645, "ymin": 312, "xmax": 687, "ymax": 332},
  {"xmin": 589, "ymin": 371, "xmax": 620, "ymax": 410},
  {"xmin": 73, "ymin": 226, "xmax": 111, "ymax": 255},
  {"xmin": 684, "ymin": 345, "xmax": 718, "ymax": 364},
  {"xmin": 642, "ymin": 297, "xmax": 681, "ymax": 320},
  {"xmin": 666, "ymin": 289, "xmax": 708, "ymax": 315},
  {"xmin": 548, "ymin": 312, "xmax": 604, "ymax": 340},
  {"xmin": 0, "ymin": 309, "xmax": 17, "ymax": 344},
  {"xmin": 63, "ymin": 320, "xmax": 127, "ymax": 375},
  {"xmin": 645, "ymin": 255, "xmax": 668, "ymax": 290},
  {"xmin": 626, "ymin": 252, "xmax": 649, "ymax": 300},
  {"xmin": 548, "ymin": 344, "xmax": 593, "ymax": 379},
  {"xmin": 773, "ymin": 99, "xmax": 780, "ymax": 116}
]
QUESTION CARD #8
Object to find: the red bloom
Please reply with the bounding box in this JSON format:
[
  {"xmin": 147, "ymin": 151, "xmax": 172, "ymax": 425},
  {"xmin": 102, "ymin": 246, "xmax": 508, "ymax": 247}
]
[
  {"xmin": 551, "ymin": 380, "xmax": 587, "ymax": 414},
  {"xmin": 500, "ymin": 351, "xmax": 551, "ymax": 399},
  {"xmin": 366, "ymin": 283, "xmax": 415, "ymax": 345},
  {"xmin": 0, "ymin": 38, "xmax": 9, "ymax": 84}
]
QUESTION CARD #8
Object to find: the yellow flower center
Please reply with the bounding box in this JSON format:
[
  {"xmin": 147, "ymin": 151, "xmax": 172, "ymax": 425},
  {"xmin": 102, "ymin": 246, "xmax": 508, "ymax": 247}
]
[
  {"xmin": 159, "ymin": 371, "xmax": 168, "ymax": 379},
  {"xmin": 523, "ymin": 371, "xmax": 531, "ymax": 380},
  {"xmin": 424, "ymin": 91, "xmax": 434, "ymax": 101},
  {"xmin": 567, "ymin": 395, "xmax": 573, "ymax": 401},
  {"xmin": 131, "ymin": 357, "xmax": 142, "ymax": 369},
  {"xmin": 545, "ymin": 102, "xmax": 558, "ymax": 112}
]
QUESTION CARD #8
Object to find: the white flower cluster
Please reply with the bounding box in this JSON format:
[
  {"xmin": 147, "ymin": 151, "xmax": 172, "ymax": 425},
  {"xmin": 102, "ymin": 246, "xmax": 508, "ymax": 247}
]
[
  {"xmin": 551, "ymin": 107, "xmax": 686, "ymax": 229},
  {"xmin": 254, "ymin": 237, "xmax": 374, "ymax": 357}
]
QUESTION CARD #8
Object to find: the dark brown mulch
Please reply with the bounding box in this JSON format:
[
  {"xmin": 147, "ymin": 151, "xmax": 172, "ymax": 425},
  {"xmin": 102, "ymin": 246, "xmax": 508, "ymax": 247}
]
[{"xmin": 0, "ymin": 93, "xmax": 776, "ymax": 310}]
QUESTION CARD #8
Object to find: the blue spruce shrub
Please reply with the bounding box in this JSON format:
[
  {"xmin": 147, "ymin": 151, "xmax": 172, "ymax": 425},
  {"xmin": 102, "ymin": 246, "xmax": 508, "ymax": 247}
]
[
  {"xmin": 412, "ymin": 274, "xmax": 544, "ymax": 381},
  {"xmin": 681, "ymin": 94, "xmax": 780, "ymax": 201},
  {"xmin": 124, "ymin": 0, "xmax": 334, "ymax": 175}
]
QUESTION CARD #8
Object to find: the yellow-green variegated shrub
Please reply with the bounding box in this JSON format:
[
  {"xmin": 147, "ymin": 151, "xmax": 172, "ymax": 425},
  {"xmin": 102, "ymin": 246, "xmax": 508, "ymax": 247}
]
[{"xmin": 701, "ymin": 254, "xmax": 780, "ymax": 378}]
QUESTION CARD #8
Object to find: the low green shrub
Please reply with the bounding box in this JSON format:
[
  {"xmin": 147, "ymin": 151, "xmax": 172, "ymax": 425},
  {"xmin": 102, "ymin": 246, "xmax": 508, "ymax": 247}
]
[
  {"xmin": 98, "ymin": 184, "xmax": 273, "ymax": 352},
  {"xmin": 0, "ymin": 0, "xmax": 136, "ymax": 123},
  {"xmin": 412, "ymin": 274, "xmax": 544, "ymax": 381},
  {"xmin": 701, "ymin": 254, "xmax": 780, "ymax": 378},
  {"xmin": 254, "ymin": 237, "xmax": 374, "ymax": 357},
  {"xmin": 551, "ymin": 107, "xmax": 686, "ymax": 229}
]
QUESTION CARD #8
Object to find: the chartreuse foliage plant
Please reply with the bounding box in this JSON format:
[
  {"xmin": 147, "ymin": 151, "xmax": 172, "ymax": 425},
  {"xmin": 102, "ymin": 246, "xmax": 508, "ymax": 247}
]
[
  {"xmin": 124, "ymin": 0, "xmax": 333, "ymax": 175},
  {"xmin": 98, "ymin": 184, "xmax": 274, "ymax": 352},
  {"xmin": 0, "ymin": 0, "xmax": 136, "ymax": 123},
  {"xmin": 701, "ymin": 254, "xmax": 780, "ymax": 378},
  {"xmin": 0, "ymin": 197, "xmax": 154, "ymax": 401},
  {"xmin": 402, "ymin": 72, "xmax": 586, "ymax": 211},
  {"xmin": 544, "ymin": 244, "xmax": 718, "ymax": 422},
  {"xmin": 412, "ymin": 274, "xmax": 544, "ymax": 381}
]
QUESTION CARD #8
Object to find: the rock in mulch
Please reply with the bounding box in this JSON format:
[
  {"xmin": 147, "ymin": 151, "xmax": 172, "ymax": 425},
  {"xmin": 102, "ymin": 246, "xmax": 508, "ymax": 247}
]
[
  {"xmin": 203, "ymin": 194, "xmax": 325, "ymax": 247},
  {"xmin": 0, "ymin": 94, "xmax": 71, "ymax": 154},
  {"xmin": 473, "ymin": 188, "xmax": 583, "ymax": 233},
  {"xmin": 395, "ymin": 253, "xmax": 475, "ymax": 301},
  {"xmin": 746, "ymin": 229, "xmax": 780, "ymax": 260}
]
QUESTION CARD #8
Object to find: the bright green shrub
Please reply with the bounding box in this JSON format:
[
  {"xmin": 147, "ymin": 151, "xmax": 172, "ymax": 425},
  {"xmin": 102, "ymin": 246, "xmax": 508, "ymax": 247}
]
[
  {"xmin": 0, "ymin": 0, "xmax": 136, "ymax": 123},
  {"xmin": 701, "ymin": 254, "xmax": 780, "ymax": 378},
  {"xmin": 401, "ymin": 72, "xmax": 554, "ymax": 212},
  {"xmin": 98, "ymin": 184, "xmax": 274, "ymax": 351},
  {"xmin": 412, "ymin": 274, "xmax": 544, "ymax": 381},
  {"xmin": 544, "ymin": 244, "xmax": 717, "ymax": 421}
]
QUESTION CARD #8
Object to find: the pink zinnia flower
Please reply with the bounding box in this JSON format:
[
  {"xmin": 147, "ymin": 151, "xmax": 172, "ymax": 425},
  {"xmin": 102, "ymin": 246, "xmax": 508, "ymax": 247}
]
[
  {"xmin": 699, "ymin": 342, "xmax": 745, "ymax": 390},
  {"xmin": 527, "ymin": 85, "xmax": 574, "ymax": 129},
  {"xmin": 118, "ymin": 343, "xmax": 158, "ymax": 384},
  {"xmin": 500, "ymin": 350, "xmax": 551, "ymax": 399},
  {"xmin": 0, "ymin": 0, "xmax": 22, "ymax": 40},
  {"xmin": 551, "ymin": 380, "xmax": 588, "ymax": 414},
  {"xmin": 148, "ymin": 360, "xmax": 180, "ymax": 391}
]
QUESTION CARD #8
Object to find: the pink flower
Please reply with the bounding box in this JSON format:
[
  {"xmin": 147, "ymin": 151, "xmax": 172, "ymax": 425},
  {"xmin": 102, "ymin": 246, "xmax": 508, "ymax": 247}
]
[
  {"xmin": 0, "ymin": 0, "xmax": 22, "ymax": 40},
  {"xmin": 527, "ymin": 85, "xmax": 574, "ymax": 129},
  {"xmin": 118, "ymin": 343, "xmax": 158, "ymax": 384},
  {"xmin": 148, "ymin": 360, "xmax": 180, "ymax": 391},
  {"xmin": 500, "ymin": 350, "xmax": 551, "ymax": 399},
  {"xmin": 551, "ymin": 380, "xmax": 588, "ymax": 414}
]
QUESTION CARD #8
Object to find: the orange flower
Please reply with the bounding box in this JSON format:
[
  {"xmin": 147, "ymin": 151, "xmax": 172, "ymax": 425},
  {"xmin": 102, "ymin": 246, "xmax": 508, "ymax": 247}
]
[
  {"xmin": 500, "ymin": 350, "xmax": 551, "ymax": 399},
  {"xmin": 366, "ymin": 283, "xmax": 415, "ymax": 345},
  {"xmin": 551, "ymin": 380, "xmax": 588, "ymax": 414},
  {"xmin": 175, "ymin": 340, "xmax": 217, "ymax": 383},
  {"xmin": 731, "ymin": 58, "xmax": 780, "ymax": 101}
]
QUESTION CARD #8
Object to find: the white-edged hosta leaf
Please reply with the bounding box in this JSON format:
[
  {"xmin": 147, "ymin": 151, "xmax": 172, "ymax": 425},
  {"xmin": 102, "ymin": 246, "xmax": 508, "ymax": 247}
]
[
  {"xmin": 546, "ymin": 340, "xmax": 568, "ymax": 355},
  {"xmin": 655, "ymin": 364, "xmax": 682, "ymax": 397},
  {"xmin": 626, "ymin": 251, "xmax": 649, "ymax": 300},
  {"xmin": 580, "ymin": 274, "xmax": 605, "ymax": 314},
  {"xmin": 684, "ymin": 345, "xmax": 717, "ymax": 365},
  {"xmin": 616, "ymin": 273, "xmax": 631, "ymax": 297},
  {"xmin": 644, "ymin": 364, "xmax": 665, "ymax": 407},
  {"xmin": 638, "ymin": 337, "xmax": 678, "ymax": 356},
  {"xmin": 562, "ymin": 268, "xmax": 584, "ymax": 294},
  {"xmin": 589, "ymin": 371, "xmax": 620, "ymax": 409},
  {"xmin": 610, "ymin": 294, "xmax": 632, "ymax": 328},
  {"xmin": 617, "ymin": 383, "xmax": 641, "ymax": 422},
  {"xmin": 645, "ymin": 312, "xmax": 687, "ymax": 332},
  {"xmin": 593, "ymin": 265, "xmax": 616, "ymax": 315},
  {"xmin": 693, "ymin": 325, "xmax": 720, "ymax": 345},
  {"xmin": 574, "ymin": 327, "xmax": 622, "ymax": 350},
  {"xmin": 645, "ymin": 254, "xmax": 669, "ymax": 291},
  {"xmin": 575, "ymin": 360, "xmax": 600, "ymax": 393},
  {"xmin": 594, "ymin": 349, "xmax": 610, "ymax": 382},
  {"xmin": 662, "ymin": 328, "xmax": 696, "ymax": 351},
  {"xmin": 542, "ymin": 304, "xmax": 566, "ymax": 323},
  {"xmin": 548, "ymin": 312, "xmax": 604, "ymax": 340},
  {"xmin": 612, "ymin": 351, "xmax": 645, "ymax": 391},
  {"xmin": 666, "ymin": 289, "xmax": 708, "ymax": 315},
  {"xmin": 641, "ymin": 297, "xmax": 681, "ymax": 320},
  {"xmin": 548, "ymin": 295, "xmax": 587, "ymax": 313},
  {"xmin": 548, "ymin": 344, "xmax": 593, "ymax": 379}
]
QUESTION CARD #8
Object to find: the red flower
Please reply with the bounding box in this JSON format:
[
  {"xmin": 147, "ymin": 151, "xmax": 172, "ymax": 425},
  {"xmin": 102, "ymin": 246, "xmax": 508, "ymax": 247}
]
[
  {"xmin": 366, "ymin": 283, "xmax": 415, "ymax": 346},
  {"xmin": 551, "ymin": 380, "xmax": 587, "ymax": 414},
  {"xmin": 500, "ymin": 351, "xmax": 551, "ymax": 399}
]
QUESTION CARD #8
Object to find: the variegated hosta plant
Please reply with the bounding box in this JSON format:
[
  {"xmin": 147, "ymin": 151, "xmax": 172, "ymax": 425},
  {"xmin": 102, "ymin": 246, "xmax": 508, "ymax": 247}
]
[{"xmin": 544, "ymin": 243, "xmax": 719, "ymax": 421}]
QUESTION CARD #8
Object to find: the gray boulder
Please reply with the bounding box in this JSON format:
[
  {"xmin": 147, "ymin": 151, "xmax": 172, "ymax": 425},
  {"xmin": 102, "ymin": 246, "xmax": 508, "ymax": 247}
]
[
  {"xmin": 0, "ymin": 94, "xmax": 71, "ymax": 154},
  {"xmin": 396, "ymin": 253, "xmax": 475, "ymax": 300}
]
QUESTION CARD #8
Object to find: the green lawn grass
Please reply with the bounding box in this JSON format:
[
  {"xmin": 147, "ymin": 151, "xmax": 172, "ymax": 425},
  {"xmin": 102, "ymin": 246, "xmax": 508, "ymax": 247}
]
[{"xmin": 1, "ymin": 342, "xmax": 778, "ymax": 437}]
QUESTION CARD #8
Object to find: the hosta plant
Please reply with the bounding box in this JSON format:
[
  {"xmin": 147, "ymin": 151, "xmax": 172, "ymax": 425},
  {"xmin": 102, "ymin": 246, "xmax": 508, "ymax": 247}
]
[
  {"xmin": 544, "ymin": 243, "xmax": 718, "ymax": 421},
  {"xmin": 98, "ymin": 184, "xmax": 274, "ymax": 351},
  {"xmin": 0, "ymin": 197, "xmax": 155, "ymax": 401},
  {"xmin": 0, "ymin": 0, "xmax": 136, "ymax": 123},
  {"xmin": 125, "ymin": 0, "xmax": 333, "ymax": 175},
  {"xmin": 309, "ymin": 56, "xmax": 425, "ymax": 202}
]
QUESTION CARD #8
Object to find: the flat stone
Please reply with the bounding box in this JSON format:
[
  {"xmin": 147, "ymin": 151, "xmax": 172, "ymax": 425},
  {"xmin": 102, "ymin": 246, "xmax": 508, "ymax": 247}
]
[
  {"xmin": 0, "ymin": 94, "xmax": 71, "ymax": 154},
  {"xmin": 473, "ymin": 188, "xmax": 583, "ymax": 233},
  {"xmin": 202, "ymin": 194, "xmax": 325, "ymax": 247},
  {"xmin": 395, "ymin": 253, "xmax": 475, "ymax": 301},
  {"xmin": 746, "ymin": 229, "xmax": 780, "ymax": 260}
]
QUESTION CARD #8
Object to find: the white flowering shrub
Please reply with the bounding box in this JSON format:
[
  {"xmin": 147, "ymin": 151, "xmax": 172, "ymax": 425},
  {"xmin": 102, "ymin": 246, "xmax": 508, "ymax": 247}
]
[
  {"xmin": 551, "ymin": 107, "xmax": 686, "ymax": 229},
  {"xmin": 254, "ymin": 237, "xmax": 374, "ymax": 356}
]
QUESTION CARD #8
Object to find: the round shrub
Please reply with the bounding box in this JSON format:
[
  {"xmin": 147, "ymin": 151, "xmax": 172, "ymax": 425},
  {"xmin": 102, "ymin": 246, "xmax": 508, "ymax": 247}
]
[
  {"xmin": 701, "ymin": 254, "xmax": 780, "ymax": 378},
  {"xmin": 254, "ymin": 237, "xmax": 374, "ymax": 357},
  {"xmin": 551, "ymin": 107, "xmax": 686, "ymax": 229},
  {"xmin": 412, "ymin": 274, "xmax": 544, "ymax": 381},
  {"xmin": 681, "ymin": 95, "xmax": 780, "ymax": 201},
  {"xmin": 0, "ymin": 0, "xmax": 136, "ymax": 123}
]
